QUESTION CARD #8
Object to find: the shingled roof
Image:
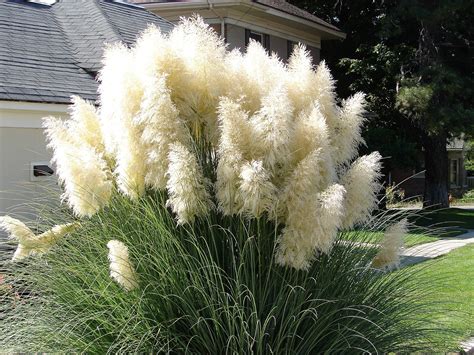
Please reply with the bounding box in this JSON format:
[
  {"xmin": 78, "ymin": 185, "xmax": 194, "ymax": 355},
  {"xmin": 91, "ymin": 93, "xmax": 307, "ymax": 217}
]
[{"xmin": 0, "ymin": 0, "xmax": 172, "ymax": 104}]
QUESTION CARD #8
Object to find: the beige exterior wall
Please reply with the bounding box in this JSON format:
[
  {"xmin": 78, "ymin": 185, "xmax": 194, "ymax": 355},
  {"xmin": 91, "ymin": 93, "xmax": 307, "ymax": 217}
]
[
  {"xmin": 225, "ymin": 23, "xmax": 320, "ymax": 63},
  {"xmin": 269, "ymin": 34, "xmax": 287, "ymax": 60},
  {"xmin": 307, "ymin": 45, "xmax": 321, "ymax": 64},
  {"xmin": 0, "ymin": 127, "xmax": 57, "ymax": 219},
  {"xmin": 225, "ymin": 23, "xmax": 246, "ymax": 52},
  {"xmin": 0, "ymin": 101, "xmax": 66, "ymax": 221}
]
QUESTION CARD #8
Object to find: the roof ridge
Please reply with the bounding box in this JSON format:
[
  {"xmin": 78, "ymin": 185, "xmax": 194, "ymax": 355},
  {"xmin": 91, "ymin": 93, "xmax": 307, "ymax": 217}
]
[
  {"xmin": 52, "ymin": 0, "xmax": 123, "ymax": 73},
  {"xmin": 48, "ymin": 0, "xmax": 92, "ymax": 78},
  {"xmin": 92, "ymin": 0, "xmax": 126, "ymax": 44}
]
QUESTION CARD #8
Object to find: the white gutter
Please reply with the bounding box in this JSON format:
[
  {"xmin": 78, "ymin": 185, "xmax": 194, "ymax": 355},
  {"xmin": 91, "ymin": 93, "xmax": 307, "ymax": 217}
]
[{"xmin": 207, "ymin": 0, "xmax": 226, "ymax": 40}]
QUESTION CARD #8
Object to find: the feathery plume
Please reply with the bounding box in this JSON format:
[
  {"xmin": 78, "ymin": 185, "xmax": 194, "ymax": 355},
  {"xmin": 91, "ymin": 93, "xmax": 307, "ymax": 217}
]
[
  {"xmin": 250, "ymin": 88, "xmax": 293, "ymax": 171},
  {"xmin": 276, "ymin": 184, "xmax": 346, "ymax": 270},
  {"xmin": 313, "ymin": 61, "xmax": 339, "ymax": 134},
  {"xmin": 107, "ymin": 240, "xmax": 138, "ymax": 291},
  {"xmin": 43, "ymin": 117, "xmax": 113, "ymax": 217},
  {"xmin": 289, "ymin": 105, "xmax": 335, "ymax": 186},
  {"xmin": 314, "ymin": 184, "xmax": 347, "ymax": 254},
  {"xmin": 278, "ymin": 148, "xmax": 329, "ymax": 219},
  {"xmin": 33, "ymin": 223, "xmax": 79, "ymax": 250},
  {"xmin": 276, "ymin": 226, "xmax": 314, "ymax": 271},
  {"xmin": 134, "ymin": 75, "xmax": 189, "ymax": 190},
  {"xmin": 69, "ymin": 96, "xmax": 104, "ymax": 152},
  {"xmin": 166, "ymin": 142, "xmax": 213, "ymax": 224},
  {"xmin": 0, "ymin": 216, "xmax": 35, "ymax": 242},
  {"xmin": 0, "ymin": 216, "xmax": 34, "ymax": 260},
  {"xmin": 166, "ymin": 16, "xmax": 228, "ymax": 143},
  {"xmin": 99, "ymin": 43, "xmax": 146, "ymax": 198},
  {"xmin": 226, "ymin": 41, "xmax": 286, "ymax": 113},
  {"xmin": 333, "ymin": 92, "xmax": 366, "ymax": 165},
  {"xmin": 286, "ymin": 44, "xmax": 318, "ymax": 114},
  {"xmin": 341, "ymin": 152, "xmax": 383, "ymax": 229},
  {"xmin": 0, "ymin": 216, "xmax": 78, "ymax": 261},
  {"xmin": 215, "ymin": 98, "xmax": 254, "ymax": 214},
  {"xmin": 372, "ymin": 219, "xmax": 407, "ymax": 270},
  {"xmin": 238, "ymin": 160, "xmax": 277, "ymax": 217}
]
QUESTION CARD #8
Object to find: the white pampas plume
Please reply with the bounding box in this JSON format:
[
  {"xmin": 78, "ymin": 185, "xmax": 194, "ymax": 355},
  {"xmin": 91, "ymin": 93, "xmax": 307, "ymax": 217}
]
[
  {"xmin": 341, "ymin": 152, "xmax": 382, "ymax": 229},
  {"xmin": 99, "ymin": 43, "xmax": 146, "ymax": 198},
  {"xmin": 276, "ymin": 227, "xmax": 314, "ymax": 271},
  {"xmin": 276, "ymin": 184, "xmax": 346, "ymax": 270},
  {"xmin": 290, "ymin": 105, "xmax": 328, "ymax": 163},
  {"xmin": 288, "ymin": 105, "xmax": 335, "ymax": 187},
  {"xmin": 0, "ymin": 216, "xmax": 34, "ymax": 261},
  {"xmin": 286, "ymin": 44, "xmax": 318, "ymax": 114},
  {"xmin": 43, "ymin": 117, "xmax": 113, "ymax": 217},
  {"xmin": 134, "ymin": 75, "xmax": 189, "ymax": 190},
  {"xmin": 226, "ymin": 41, "xmax": 286, "ymax": 113},
  {"xmin": 278, "ymin": 148, "xmax": 328, "ymax": 219},
  {"xmin": 238, "ymin": 160, "xmax": 277, "ymax": 217},
  {"xmin": 333, "ymin": 92, "xmax": 366, "ymax": 165},
  {"xmin": 69, "ymin": 96, "xmax": 104, "ymax": 152},
  {"xmin": 313, "ymin": 61, "xmax": 339, "ymax": 133},
  {"xmin": 0, "ymin": 216, "xmax": 78, "ymax": 261},
  {"xmin": 250, "ymin": 88, "xmax": 293, "ymax": 171},
  {"xmin": 107, "ymin": 240, "xmax": 138, "ymax": 291},
  {"xmin": 314, "ymin": 184, "xmax": 347, "ymax": 254},
  {"xmin": 372, "ymin": 219, "xmax": 407, "ymax": 270},
  {"xmin": 166, "ymin": 142, "xmax": 213, "ymax": 224},
  {"xmin": 215, "ymin": 98, "xmax": 254, "ymax": 215},
  {"xmin": 164, "ymin": 16, "xmax": 228, "ymax": 143}
]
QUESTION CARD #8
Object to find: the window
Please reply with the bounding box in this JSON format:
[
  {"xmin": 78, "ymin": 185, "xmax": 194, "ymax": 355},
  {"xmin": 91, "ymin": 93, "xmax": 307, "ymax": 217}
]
[
  {"xmin": 208, "ymin": 23, "xmax": 224, "ymax": 39},
  {"xmin": 450, "ymin": 159, "xmax": 459, "ymax": 186},
  {"xmin": 245, "ymin": 29, "xmax": 269, "ymax": 50}
]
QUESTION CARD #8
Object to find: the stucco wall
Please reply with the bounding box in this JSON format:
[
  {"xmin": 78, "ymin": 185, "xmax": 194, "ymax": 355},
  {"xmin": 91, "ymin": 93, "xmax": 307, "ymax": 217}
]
[
  {"xmin": 226, "ymin": 24, "xmax": 246, "ymax": 52},
  {"xmin": 0, "ymin": 102, "xmax": 65, "ymax": 223},
  {"xmin": 0, "ymin": 126, "xmax": 58, "ymax": 220},
  {"xmin": 307, "ymin": 45, "xmax": 321, "ymax": 64},
  {"xmin": 269, "ymin": 34, "xmax": 287, "ymax": 60}
]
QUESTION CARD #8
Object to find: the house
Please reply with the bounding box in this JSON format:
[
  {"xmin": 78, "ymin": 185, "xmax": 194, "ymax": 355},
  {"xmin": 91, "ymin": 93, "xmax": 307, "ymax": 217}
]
[
  {"xmin": 388, "ymin": 138, "xmax": 470, "ymax": 200},
  {"xmin": 0, "ymin": 0, "xmax": 172, "ymax": 219},
  {"xmin": 447, "ymin": 138, "xmax": 470, "ymax": 192},
  {"xmin": 129, "ymin": 0, "xmax": 345, "ymax": 64},
  {"xmin": 0, "ymin": 0, "xmax": 344, "ymax": 220}
]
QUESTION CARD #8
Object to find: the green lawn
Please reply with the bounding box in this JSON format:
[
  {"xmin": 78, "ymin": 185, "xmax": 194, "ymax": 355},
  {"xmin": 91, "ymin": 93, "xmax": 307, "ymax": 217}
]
[
  {"xmin": 407, "ymin": 243, "xmax": 474, "ymax": 350},
  {"xmin": 344, "ymin": 230, "xmax": 439, "ymax": 247},
  {"xmin": 410, "ymin": 208, "xmax": 474, "ymax": 230},
  {"xmin": 408, "ymin": 208, "xmax": 474, "ymax": 239},
  {"xmin": 347, "ymin": 209, "xmax": 474, "ymax": 249}
]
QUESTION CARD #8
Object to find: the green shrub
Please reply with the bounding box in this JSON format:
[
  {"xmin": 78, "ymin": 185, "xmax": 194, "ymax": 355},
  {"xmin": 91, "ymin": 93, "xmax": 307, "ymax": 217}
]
[{"xmin": 0, "ymin": 194, "xmax": 447, "ymax": 353}]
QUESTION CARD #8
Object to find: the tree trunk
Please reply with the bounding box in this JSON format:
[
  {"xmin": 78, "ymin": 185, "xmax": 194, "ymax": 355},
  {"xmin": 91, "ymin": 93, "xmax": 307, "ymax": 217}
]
[{"xmin": 422, "ymin": 133, "xmax": 449, "ymax": 209}]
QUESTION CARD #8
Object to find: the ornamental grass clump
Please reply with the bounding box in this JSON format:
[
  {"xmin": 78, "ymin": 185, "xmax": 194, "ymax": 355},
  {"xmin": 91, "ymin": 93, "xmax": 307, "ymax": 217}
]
[{"xmin": 0, "ymin": 17, "xmax": 449, "ymax": 353}]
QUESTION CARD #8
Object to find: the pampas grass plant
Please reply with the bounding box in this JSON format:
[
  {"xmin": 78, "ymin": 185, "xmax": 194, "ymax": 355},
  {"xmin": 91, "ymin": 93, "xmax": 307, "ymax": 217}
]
[{"xmin": 0, "ymin": 17, "xmax": 452, "ymax": 353}]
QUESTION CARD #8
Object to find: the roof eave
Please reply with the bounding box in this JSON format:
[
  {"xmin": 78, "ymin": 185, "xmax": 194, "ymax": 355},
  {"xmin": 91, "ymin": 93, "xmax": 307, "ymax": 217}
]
[{"xmin": 139, "ymin": 0, "xmax": 345, "ymax": 40}]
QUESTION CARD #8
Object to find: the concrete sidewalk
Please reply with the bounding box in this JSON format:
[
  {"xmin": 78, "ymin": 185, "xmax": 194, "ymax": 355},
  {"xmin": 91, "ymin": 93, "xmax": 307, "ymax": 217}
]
[{"xmin": 400, "ymin": 229, "xmax": 474, "ymax": 267}]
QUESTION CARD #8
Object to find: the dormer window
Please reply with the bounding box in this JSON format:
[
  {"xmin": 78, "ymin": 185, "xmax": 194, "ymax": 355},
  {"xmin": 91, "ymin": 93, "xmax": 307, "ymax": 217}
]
[{"xmin": 245, "ymin": 29, "xmax": 270, "ymax": 50}]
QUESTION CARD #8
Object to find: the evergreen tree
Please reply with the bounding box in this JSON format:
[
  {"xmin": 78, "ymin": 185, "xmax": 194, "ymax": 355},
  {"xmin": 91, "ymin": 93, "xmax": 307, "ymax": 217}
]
[{"xmin": 290, "ymin": 0, "xmax": 474, "ymax": 208}]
